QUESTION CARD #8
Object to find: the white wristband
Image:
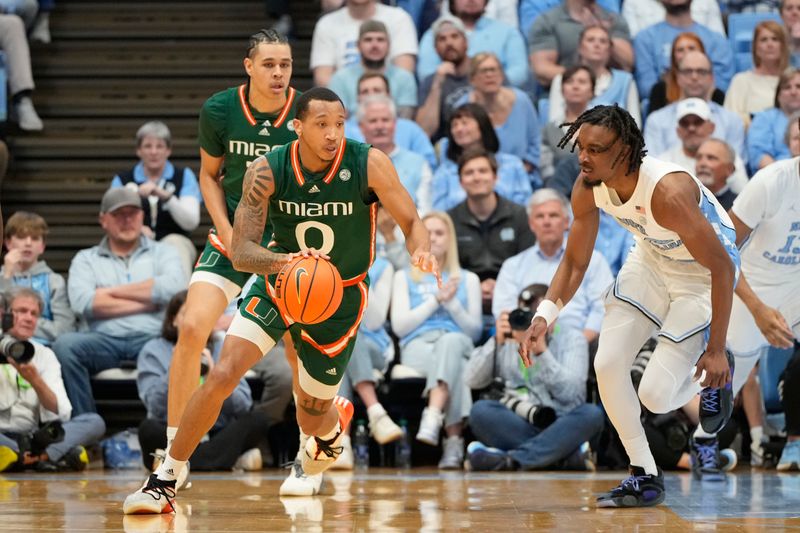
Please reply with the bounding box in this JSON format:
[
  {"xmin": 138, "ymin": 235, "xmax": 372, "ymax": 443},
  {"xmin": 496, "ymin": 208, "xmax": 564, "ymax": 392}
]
[{"xmin": 533, "ymin": 299, "xmax": 559, "ymax": 327}]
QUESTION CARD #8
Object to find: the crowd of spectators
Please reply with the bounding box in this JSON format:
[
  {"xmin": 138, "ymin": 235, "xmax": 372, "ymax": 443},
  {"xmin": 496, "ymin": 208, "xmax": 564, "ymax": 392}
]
[{"xmin": 1, "ymin": 0, "xmax": 799, "ymax": 477}]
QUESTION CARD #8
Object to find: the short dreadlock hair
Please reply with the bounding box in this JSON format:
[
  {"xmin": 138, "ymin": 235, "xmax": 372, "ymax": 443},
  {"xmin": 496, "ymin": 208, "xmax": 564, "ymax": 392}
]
[{"xmin": 556, "ymin": 104, "xmax": 647, "ymax": 176}]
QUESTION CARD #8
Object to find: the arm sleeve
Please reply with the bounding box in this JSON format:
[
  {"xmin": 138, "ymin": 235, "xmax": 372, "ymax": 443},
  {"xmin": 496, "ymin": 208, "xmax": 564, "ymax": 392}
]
[
  {"xmin": 537, "ymin": 330, "xmax": 589, "ymax": 404},
  {"xmin": 731, "ymin": 171, "xmax": 769, "ymax": 229},
  {"xmin": 66, "ymin": 251, "xmax": 97, "ymax": 318},
  {"xmin": 164, "ymin": 195, "xmax": 201, "ymax": 231},
  {"xmin": 390, "ymin": 270, "xmax": 440, "ymax": 338},
  {"xmin": 37, "ymin": 347, "xmax": 72, "ymax": 423},
  {"xmin": 362, "ymin": 263, "xmax": 394, "ymax": 331},
  {"xmin": 464, "ymin": 338, "xmax": 499, "ymax": 390},
  {"xmin": 415, "ymin": 162, "xmax": 434, "ymax": 216},
  {"xmin": 502, "ymin": 26, "xmax": 530, "ymax": 87},
  {"xmin": 442, "ymin": 272, "xmax": 483, "ymax": 342},
  {"xmin": 34, "ymin": 273, "xmax": 75, "ymax": 342},
  {"xmin": 151, "ymin": 244, "xmax": 189, "ymax": 305},
  {"xmin": 136, "ymin": 340, "xmax": 170, "ymax": 421}
]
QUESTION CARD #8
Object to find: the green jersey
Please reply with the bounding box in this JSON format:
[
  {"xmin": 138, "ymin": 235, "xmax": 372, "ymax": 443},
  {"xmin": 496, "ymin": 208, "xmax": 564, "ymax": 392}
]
[
  {"xmin": 198, "ymin": 84, "xmax": 300, "ymax": 221},
  {"xmin": 266, "ymin": 139, "xmax": 377, "ymax": 283}
]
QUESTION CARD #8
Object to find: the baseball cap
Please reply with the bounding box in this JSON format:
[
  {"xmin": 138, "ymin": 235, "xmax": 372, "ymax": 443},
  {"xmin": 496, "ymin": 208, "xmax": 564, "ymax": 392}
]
[
  {"xmin": 100, "ymin": 187, "xmax": 142, "ymax": 213},
  {"xmin": 676, "ymin": 98, "xmax": 711, "ymax": 122},
  {"xmin": 359, "ymin": 19, "xmax": 388, "ymax": 39},
  {"xmin": 431, "ymin": 15, "xmax": 467, "ymax": 39}
]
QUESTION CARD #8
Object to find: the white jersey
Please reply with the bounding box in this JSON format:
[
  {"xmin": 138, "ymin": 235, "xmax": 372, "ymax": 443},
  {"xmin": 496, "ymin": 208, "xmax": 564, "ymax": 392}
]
[
  {"xmin": 732, "ymin": 157, "xmax": 800, "ymax": 287},
  {"xmin": 593, "ymin": 156, "xmax": 739, "ymax": 265}
]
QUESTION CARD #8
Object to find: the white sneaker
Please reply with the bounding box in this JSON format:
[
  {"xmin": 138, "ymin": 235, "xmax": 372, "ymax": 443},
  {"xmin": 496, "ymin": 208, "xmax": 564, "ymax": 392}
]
[
  {"xmin": 416, "ymin": 407, "xmax": 444, "ymax": 446},
  {"xmin": 233, "ymin": 448, "xmax": 262, "ymax": 471},
  {"xmin": 437, "ymin": 436, "xmax": 464, "ymax": 470},
  {"xmin": 122, "ymin": 474, "xmax": 177, "ymax": 515},
  {"xmin": 751, "ymin": 440, "xmax": 765, "ymax": 467},
  {"xmin": 12, "ymin": 97, "xmax": 44, "ymax": 131},
  {"xmin": 330, "ymin": 435, "xmax": 354, "ymax": 470},
  {"xmin": 151, "ymin": 450, "xmax": 191, "ymax": 491},
  {"xmin": 301, "ymin": 396, "xmax": 354, "ymax": 476},
  {"xmin": 369, "ymin": 412, "xmax": 403, "ymax": 445},
  {"xmin": 280, "ymin": 460, "xmax": 323, "ymax": 496}
]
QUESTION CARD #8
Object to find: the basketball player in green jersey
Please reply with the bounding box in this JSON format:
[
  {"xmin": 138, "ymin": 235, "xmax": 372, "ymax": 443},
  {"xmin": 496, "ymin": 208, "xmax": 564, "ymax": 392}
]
[
  {"xmin": 163, "ymin": 29, "xmax": 299, "ymax": 487},
  {"xmin": 123, "ymin": 87, "xmax": 440, "ymax": 514}
]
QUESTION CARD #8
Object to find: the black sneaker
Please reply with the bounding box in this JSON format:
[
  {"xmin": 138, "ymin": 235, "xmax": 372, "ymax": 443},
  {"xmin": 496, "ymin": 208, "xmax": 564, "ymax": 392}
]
[
  {"xmin": 690, "ymin": 437, "xmax": 725, "ymax": 482},
  {"xmin": 699, "ymin": 349, "xmax": 735, "ymax": 434},
  {"xmin": 596, "ymin": 466, "xmax": 665, "ymax": 508}
]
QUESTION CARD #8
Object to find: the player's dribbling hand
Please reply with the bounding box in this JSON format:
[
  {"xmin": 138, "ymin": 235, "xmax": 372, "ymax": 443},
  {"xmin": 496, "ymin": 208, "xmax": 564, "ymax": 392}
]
[
  {"xmin": 518, "ymin": 316, "xmax": 547, "ymax": 368},
  {"xmin": 694, "ymin": 349, "xmax": 731, "ymax": 389},
  {"xmin": 754, "ymin": 304, "xmax": 794, "ymax": 349},
  {"xmin": 287, "ymin": 248, "xmax": 331, "ymax": 261},
  {"xmin": 412, "ymin": 250, "xmax": 442, "ymax": 288}
]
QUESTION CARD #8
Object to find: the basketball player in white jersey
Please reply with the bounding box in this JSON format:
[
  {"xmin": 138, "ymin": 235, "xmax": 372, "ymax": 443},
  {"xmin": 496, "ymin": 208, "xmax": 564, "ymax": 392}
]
[
  {"xmin": 691, "ymin": 116, "xmax": 800, "ymax": 478},
  {"xmin": 519, "ymin": 105, "xmax": 740, "ymax": 508}
]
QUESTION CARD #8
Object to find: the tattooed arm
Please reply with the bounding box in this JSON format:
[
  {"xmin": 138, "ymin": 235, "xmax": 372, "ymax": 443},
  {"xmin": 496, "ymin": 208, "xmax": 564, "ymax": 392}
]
[{"xmin": 231, "ymin": 156, "xmax": 291, "ymax": 275}]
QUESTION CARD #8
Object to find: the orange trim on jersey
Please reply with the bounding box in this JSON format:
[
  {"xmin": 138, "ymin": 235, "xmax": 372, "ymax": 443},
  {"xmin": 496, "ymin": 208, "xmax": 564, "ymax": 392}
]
[
  {"xmin": 238, "ymin": 84, "xmax": 257, "ymax": 126},
  {"xmin": 300, "ymin": 281, "xmax": 368, "ymax": 358},
  {"xmin": 290, "ymin": 141, "xmax": 305, "ymax": 186},
  {"xmin": 265, "ymin": 278, "xmax": 293, "ymax": 326},
  {"xmin": 323, "ymin": 138, "xmax": 347, "ymax": 184},
  {"xmin": 273, "ymin": 87, "xmax": 296, "ymax": 128},
  {"xmin": 367, "ymin": 202, "xmax": 377, "ymax": 269},
  {"xmin": 342, "ymin": 271, "xmax": 366, "ymax": 287},
  {"xmin": 208, "ymin": 231, "xmax": 230, "ymax": 259}
]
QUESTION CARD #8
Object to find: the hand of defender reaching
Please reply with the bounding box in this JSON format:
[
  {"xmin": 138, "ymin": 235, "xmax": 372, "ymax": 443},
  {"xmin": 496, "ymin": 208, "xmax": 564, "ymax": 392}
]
[
  {"xmin": 754, "ymin": 304, "xmax": 794, "ymax": 349},
  {"xmin": 412, "ymin": 249, "xmax": 442, "ymax": 288},
  {"xmin": 694, "ymin": 348, "xmax": 731, "ymax": 389},
  {"xmin": 518, "ymin": 316, "xmax": 547, "ymax": 368}
]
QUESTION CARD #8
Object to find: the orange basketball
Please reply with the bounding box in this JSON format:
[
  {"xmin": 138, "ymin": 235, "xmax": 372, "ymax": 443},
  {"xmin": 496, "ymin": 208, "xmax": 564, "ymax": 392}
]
[{"xmin": 274, "ymin": 255, "xmax": 343, "ymax": 325}]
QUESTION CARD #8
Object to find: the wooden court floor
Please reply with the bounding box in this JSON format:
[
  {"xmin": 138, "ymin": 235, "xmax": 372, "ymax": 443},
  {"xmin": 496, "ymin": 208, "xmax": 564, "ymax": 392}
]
[{"xmin": 1, "ymin": 468, "xmax": 798, "ymax": 531}]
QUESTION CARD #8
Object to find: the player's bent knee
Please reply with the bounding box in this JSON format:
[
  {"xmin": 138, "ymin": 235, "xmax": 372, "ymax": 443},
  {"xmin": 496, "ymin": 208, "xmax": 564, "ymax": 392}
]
[
  {"xmin": 205, "ymin": 364, "xmax": 241, "ymax": 398},
  {"xmin": 637, "ymin": 384, "xmax": 672, "ymax": 414}
]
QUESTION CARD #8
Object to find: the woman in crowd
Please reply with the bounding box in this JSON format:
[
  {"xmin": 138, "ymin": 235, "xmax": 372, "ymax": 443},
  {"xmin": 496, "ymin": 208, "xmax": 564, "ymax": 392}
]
[
  {"xmin": 433, "ymin": 103, "xmax": 531, "ymax": 211},
  {"xmin": 725, "ymin": 20, "xmax": 789, "ymax": 128},
  {"xmin": 549, "ymin": 25, "xmax": 640, "ymax": 126},
  {"xmin": 391, "ymin": 212, "xmax": 482, "ymax": 470},
  {"xmin": 747, "ymin": 67, "xmax": 800, "ymax": 172}
]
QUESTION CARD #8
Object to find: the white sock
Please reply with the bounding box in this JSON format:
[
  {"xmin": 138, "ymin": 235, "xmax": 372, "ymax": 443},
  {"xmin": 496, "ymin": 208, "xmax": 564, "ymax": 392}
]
[
  {"xmin": 621, "ymin": 434, "xmax": 659, "ymax": 476},
  {"xmin": 165, "ymin": 426, "xmax": 178, "ymax": 452},
  {"xmin": 155, "ymin": 454, "xmax": 186, "ymax": 482},
  {"xmin": 366, "ymin": 403, "xmax": 386, "ymax": 423},
  {"xmin": 319, "ymin": 421, "xmax": 341, "ymax": 441},
  {"xmin": 751, "ymin": 426, "xmax": 764, "ymax": 446}
]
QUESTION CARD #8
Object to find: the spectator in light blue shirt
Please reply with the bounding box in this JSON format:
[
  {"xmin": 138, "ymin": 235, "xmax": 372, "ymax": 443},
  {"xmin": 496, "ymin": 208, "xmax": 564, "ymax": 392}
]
[
  {"xmin": 644, "ymin": 50, "xmax": 746, "ymax": 159},
  {"xmin": 344, "ymin": 72, "xmax": 437, "ymax": 168},
  {"xmin": 433, "ymin": 103, "xmax": 532, "ymax": 211},
  {"xmin": 53, "ymin": 187, "xmax": 187, "ymax": 415},
  {"xmin": 454, "ymin": 52, "xmax": 542, "ymax": 184},
  {"xmin": 746, "ymin": 67, "xmax": 800, "ymax": 173},
  {"xmin": 633, "ymin": 2, "xmax": 734, "ymax": 97},
  {"xmin": 493, "ymin": 188, "xmax": 613, "ymax": 343},
  {"xmin": 327, "ymin": 19, "xmax": 418, "ymax": 119},
  {"xmin": 417, "ymin": 0, "xmax": 530, "ymax": 87}
]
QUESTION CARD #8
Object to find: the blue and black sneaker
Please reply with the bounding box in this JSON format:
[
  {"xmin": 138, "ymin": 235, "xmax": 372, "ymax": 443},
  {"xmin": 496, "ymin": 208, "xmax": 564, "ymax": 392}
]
[
  {"xmin": 699, "ymin": 349, "xmax": 735, "ymax": 434},
  {"xmin": 690, "ymin": 437, "xmax": 725, "ymax": 482},
  {"xmin": 596, "ymin": 466, "xmax": 665, "ymax": 508},
  {"xmin": 466, "ymin": 441, "xmax": 518, "ymax": 471}
]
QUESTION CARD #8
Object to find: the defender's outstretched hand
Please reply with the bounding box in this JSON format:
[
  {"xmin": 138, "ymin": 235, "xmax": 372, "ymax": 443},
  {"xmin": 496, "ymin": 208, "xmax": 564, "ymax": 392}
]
[
  {"xmin": 519, "ymin": 316, "xmax": 548, "ymax": 368},
  {"xmin": 412, "ymin": 249, "xmax": 442, "ymax": 288}
]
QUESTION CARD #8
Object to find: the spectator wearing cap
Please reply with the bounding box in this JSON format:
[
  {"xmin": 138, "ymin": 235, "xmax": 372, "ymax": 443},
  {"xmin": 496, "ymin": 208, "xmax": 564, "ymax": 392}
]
[
  {"xmin": 110, "ymin": 121, "xmax": 202, "ymax": 278},
  {"xmin": 644, "ymin": 50, "xmax": 746, "ymax": 164},
  {"xmin": 52, "ymin": 187, "xmax": 187, "ymax": 416},
  {"xmin": 328, "ymin": 20, "xmax": 418, "ymax": 120},
  {"xmin": 656, "ymin": 98, "xmax": 751, "ymax": 194},
  {"xmin": 310, "ymin": 0, "xmax": 418, "ymax": 87},
  {"xmin": 416, "ymin": 0, "xmax": 529, "ymax": 87},
  {"xmin": 416, "ymin": 16, "xmax": 472, "ymax": 141},
  {"xmin": 694, "ymin": 139, "xmax": 738, "ymax": 210}
]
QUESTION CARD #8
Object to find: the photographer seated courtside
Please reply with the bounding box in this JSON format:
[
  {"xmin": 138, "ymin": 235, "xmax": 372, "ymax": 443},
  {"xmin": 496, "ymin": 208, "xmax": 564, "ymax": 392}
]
[{"xmin": 465, "ymin": 284, "xmax": 604, "ymax": 471}]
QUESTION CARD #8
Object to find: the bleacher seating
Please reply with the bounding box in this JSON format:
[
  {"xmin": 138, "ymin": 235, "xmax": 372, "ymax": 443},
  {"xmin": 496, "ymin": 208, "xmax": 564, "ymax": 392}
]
[{"xmin": 728, "ymin": 11, "xmax": 782, "ymax": 73}]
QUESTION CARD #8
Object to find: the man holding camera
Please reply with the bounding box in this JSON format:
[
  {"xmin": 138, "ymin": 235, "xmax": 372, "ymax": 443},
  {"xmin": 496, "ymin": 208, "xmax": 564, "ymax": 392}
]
[
  {"xmin": 464, "ymin": 284, "xmax": 604, "ymax": 471},
  {"xmin": 0, "ymin": 287, "xmax": 105, "ymax": 472}
]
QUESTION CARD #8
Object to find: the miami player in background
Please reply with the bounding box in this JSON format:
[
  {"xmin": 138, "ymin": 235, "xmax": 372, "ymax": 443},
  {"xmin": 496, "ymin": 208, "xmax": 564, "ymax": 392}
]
[
  {"xmin": 123, "ymin": 87, "xmax": 439, "ymax": 514},
  {"xmin": 160, "ymin": 29, "xmax": 302, "ymax": 491}
]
